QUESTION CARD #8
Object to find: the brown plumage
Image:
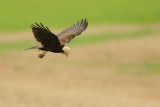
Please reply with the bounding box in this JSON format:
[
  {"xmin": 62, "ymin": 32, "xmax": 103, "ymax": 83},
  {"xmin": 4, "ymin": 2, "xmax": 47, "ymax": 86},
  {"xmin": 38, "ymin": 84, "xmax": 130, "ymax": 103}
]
[{"xmin": 27, "ymin": 19, "xmax": 88, "ymax": 58}]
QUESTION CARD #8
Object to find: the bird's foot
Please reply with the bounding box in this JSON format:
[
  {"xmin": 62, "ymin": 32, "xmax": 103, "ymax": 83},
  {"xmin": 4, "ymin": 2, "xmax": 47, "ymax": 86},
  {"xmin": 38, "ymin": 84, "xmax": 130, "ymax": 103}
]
[
  {"xmin": 38, "ymin": 54, "xmax": 45, "ymax": 58},
  {"xmin": 38, "ymin": 51, "xmax": 47, "ymax": 58}
]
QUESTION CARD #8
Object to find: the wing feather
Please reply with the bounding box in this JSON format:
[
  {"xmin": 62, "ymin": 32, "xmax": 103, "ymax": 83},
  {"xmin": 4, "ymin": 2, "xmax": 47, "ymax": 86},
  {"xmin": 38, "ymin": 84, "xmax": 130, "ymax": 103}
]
[
  {"xmin": 31, "ymin": 22, "xmax": 61, "ymax": 48},
  {"xmin": 57, "ymin": 19, "xmax": 88, "ymax": 45},
  {"xmin": 35, "ymin": 22, "xmax": 41, "ymax": 28},
  {"xmin": 46, "ymin": 26, "xmax": 51, "ymax": 32}
]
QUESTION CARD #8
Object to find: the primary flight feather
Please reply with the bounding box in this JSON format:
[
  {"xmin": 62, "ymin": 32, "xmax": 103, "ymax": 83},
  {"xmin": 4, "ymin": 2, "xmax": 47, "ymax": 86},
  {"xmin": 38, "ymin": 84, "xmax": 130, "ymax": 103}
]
[{"xmin": 27, "ymin": 19, "xmax": 88, "ymax": 58}]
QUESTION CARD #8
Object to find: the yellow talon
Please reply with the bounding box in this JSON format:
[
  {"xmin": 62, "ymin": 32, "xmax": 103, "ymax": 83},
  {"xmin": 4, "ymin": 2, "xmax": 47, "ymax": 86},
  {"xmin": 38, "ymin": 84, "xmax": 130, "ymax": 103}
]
[{"xmin": 38, "ymin": 54, "xmax": 44, "ymax": 58}]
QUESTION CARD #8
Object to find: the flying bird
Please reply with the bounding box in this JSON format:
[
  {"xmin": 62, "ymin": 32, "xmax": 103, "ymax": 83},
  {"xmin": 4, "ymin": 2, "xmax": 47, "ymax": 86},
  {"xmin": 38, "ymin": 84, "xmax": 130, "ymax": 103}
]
[{"xmin": 26, "ymin": 19, "xmax": 88, "ymax": 58}]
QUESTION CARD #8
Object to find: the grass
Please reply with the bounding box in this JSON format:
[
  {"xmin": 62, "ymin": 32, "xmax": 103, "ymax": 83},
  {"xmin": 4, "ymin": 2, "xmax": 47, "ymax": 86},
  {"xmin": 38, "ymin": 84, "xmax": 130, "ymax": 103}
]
[
  {"xmin": 0, "ymin": 26, "xmax": 160, "ymax": 107},
  {"xmin": 0, "ymin": 40, "xmax": 34, "ymax": 52},
  {"xmin": 0, "ymin": 29, "xmax": 154, "ymax": 52},
  {"xmin": 69, "ymin": 29, "xmax": 153, "ymax": 45},
  {"xmin": 117, "ymin": 61, "xmax": 160, "ymax": 75},
  {"xmin": 0, "ymin": 0, "xmax": 160, "ymax": 31},
  {"xmin": 144, "ymin": 62, "xmax": 160, "ymax": 73},
  {"xmin": 117, "ymin": 62, "xmax": 160, "ymax": 75}
]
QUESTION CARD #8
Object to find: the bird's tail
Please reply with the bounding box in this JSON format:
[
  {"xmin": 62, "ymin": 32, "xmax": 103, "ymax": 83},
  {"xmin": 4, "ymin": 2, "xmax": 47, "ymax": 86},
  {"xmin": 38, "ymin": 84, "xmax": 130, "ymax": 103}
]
[{"xmin": 25, "ymin": 46, "xmax": 42, "ymax": 50}]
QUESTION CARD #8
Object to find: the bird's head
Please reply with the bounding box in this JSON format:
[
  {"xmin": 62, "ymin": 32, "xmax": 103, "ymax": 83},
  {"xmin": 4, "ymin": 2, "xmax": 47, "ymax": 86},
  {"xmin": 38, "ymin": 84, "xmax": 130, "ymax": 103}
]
[{"xmin": 62, "ymin": 46, "xmax": 70, "ymax": 57}]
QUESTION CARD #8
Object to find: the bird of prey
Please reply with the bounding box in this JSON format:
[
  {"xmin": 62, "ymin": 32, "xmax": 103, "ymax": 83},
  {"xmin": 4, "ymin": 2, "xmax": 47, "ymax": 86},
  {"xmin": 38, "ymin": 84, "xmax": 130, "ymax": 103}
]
[{"xmin": 26, "ymin": 19, "xmax": 88, "ymax": 58}]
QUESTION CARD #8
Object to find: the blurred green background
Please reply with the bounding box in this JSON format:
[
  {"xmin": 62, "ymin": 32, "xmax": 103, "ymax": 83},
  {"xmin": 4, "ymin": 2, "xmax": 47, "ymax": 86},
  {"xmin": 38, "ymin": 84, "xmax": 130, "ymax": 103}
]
[
  {"xmin": 0, "ymin": 0, "xmax": 160, "ymax": 31},
  {"xmin": 0, "ymin": 0, "xmax": 160, "ymax": 52}
]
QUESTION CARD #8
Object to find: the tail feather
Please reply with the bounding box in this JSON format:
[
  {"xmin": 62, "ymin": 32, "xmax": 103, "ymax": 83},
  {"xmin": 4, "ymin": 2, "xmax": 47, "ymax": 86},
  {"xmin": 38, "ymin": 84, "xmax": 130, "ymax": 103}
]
[{"xmin": 25, "ymin": 46, "xmax": 42, "ymax": 50}]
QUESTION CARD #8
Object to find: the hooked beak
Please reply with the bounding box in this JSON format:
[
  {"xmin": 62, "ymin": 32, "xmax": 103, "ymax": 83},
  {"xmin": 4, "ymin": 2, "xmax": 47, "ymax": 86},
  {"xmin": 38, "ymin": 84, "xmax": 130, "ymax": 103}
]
[{"xmin": 62, "ymin": 46, "xmax": 70, "ymax": 57}]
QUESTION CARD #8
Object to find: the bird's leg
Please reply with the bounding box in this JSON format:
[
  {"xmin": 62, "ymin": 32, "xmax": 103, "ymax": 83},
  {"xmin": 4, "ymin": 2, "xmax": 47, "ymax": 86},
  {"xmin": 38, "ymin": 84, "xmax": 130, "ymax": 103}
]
[{"xmin": 38, "ymin": 51, "xmax": 48, "ymax": 58}]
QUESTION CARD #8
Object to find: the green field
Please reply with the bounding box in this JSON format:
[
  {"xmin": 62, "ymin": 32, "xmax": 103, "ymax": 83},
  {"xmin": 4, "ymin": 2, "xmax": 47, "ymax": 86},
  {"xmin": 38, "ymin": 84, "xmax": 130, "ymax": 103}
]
[
  {"xmin": 0, "ymin": 0, "xmax": 160, "ymax": 31},
  {"xmin": 0, "ymin": 28, "xmax": 154, "ymax": 52}
]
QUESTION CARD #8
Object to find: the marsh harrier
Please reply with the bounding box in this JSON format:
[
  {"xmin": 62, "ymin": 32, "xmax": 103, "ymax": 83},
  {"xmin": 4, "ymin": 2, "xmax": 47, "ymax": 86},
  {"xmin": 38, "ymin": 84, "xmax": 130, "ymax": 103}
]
[{"xmin": 26, "ymin": 19, "xmax": 88, "ymax": 58}]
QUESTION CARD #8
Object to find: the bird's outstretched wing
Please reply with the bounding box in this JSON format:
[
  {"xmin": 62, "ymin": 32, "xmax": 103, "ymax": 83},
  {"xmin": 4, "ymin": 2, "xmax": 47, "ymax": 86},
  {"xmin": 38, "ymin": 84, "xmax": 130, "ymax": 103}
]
[
  {"xmin": 31, "ymin": 22, "xmax": 61, "ymax": 47},
  {"xmin": 57, "ymin": 19, "xmax": 88, "ymax": 46}
]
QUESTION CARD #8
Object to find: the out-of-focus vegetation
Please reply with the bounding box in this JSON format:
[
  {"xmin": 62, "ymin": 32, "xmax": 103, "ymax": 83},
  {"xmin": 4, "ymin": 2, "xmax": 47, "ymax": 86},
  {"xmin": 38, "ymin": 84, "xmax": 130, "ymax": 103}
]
[
  {"xmin": 0, "ymin": 28, "xmax": 154, "ymax": 52},
  {"xmin": 0, "ymin": 0, "xmax": 160, "ymax": 31}
]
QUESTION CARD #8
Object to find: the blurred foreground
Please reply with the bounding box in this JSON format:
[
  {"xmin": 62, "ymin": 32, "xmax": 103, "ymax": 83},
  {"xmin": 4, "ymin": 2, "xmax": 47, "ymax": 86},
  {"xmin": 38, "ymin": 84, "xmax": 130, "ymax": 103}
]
[{"xmin": 0, "ymin": 24, "xmax": 160, "ymax": 106}]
